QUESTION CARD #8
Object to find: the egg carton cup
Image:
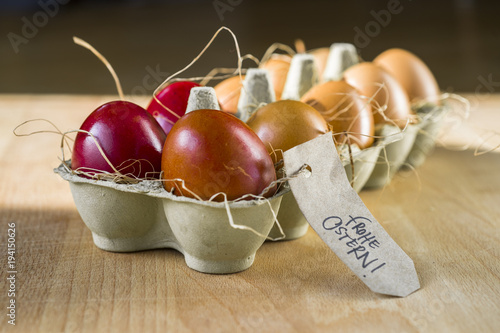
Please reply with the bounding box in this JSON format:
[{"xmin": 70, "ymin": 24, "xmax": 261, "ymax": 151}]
[
  {"xmin": 405, "ymin": 103, "xmax": 447, "ymax": 168},
  {"xmin": 363, "ymin": 123, "xmax": 420, "ymax": 189},
  {"xmin": 54, "ymin": 163, "xmax": 286, "ymax": 274}
]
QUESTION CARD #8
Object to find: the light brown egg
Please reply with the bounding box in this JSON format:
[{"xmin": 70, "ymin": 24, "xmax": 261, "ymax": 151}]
[
  {"xmin": 308, "ymin": 47, "xmax": 330, "ymax": 81},
  {"xmin": 260, "ymin": 54, "xmax": 291, "ymax": 100},
  {"xmin": 301, "ymin": 81, "xmax": 374, "ymax": 149},
  {"xmin": 246, "ymin": 100, "xmax": 329, "ymax": 163},
  {"xmin": 374, "ymin": 48, "xmax": 440, "ymax": 104},
  {"xmin": 344, "ymin": 62, "xmax": 411, "ymax": 128},
  {"xmin": 213, "ymin": 75, "xmax": 244, "ymax": 115}
]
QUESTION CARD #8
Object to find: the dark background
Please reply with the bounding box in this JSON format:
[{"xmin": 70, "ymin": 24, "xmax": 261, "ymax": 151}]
[{"xmin": 1, "ymin": 0, "xmax": 499, "ymax": 95}]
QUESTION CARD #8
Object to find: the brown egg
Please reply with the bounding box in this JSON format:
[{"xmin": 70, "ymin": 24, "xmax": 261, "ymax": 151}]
[
  {"xmin": 308, "ymin": 47, "xmax": 330, "ymax": 81},
  {"xmin": 344, "ymin": 62, "xmax": 411, "ymax": 128},
  {"xmin": 162, "ymin": 109, "xmax": 277, "ymax": 201},
  {"xmin": 213, "ymin": 75, "xmax": 244, "ymax": 114},
  {"xmin": 246, "ymin": 100, "xmax": 329, "ymax": 163},
  {"xmin": 260, "ymin": 54, "xmax": 291, "ymax": 100},
  {"xmin": 374, "ymin": 48, "xmax": 440, "ymax": 104},
  {"xmin": 301, "ymin": 81, "xmax": 374, "ymax": 149}
]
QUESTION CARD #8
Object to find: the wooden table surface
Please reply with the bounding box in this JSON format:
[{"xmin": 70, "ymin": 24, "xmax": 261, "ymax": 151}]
[{"xmin": 0, "ymin": 94, "xmax": 499, "ymax": 332}]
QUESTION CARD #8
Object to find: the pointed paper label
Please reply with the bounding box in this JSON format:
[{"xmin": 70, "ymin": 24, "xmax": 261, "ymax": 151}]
[{"xmin": 283, "ymin": 133, "xmax": 420, "ymax": 297}]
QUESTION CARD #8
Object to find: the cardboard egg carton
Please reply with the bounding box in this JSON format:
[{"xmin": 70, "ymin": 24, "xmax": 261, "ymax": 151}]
[
  {"xmin": 55, "ymin": 105, "xmax": 444, "ymax": 274},
  {"xmin": 55, "ymin": 163, "xmax": 286, "ymax": 274},
  {"xmin": 56, "ymin": 44, "xmax": 446, "ymax": 274}
]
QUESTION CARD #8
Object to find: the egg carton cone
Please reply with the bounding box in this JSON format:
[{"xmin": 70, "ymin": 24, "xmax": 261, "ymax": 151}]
[
  {"xmin": 236, "ymin": 68, "xmax": 276, "ymax": 122},
  {"xmin": 405, "ymin": 103, "xmax": 447, "ymax": 168},
  {"xmin": 281, "ymin": 54, "xmax": 319, "ymax": 101},
  {"xmin": 363, "ymin": 123, "xmax": 420, "ymax": 189},
  {"xmin": 55, "ymin": 163, "xmax": 285, "ymax": 274},
  {"xmin": 186, "ymin": 87, "xmax": 220, "ymax": 113},
  {"xmin": 322, "ymin": 43, "xmax": 359, "ymax": 82}
]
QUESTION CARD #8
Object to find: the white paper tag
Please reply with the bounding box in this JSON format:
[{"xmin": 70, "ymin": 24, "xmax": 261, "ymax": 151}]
[{"xmin": 283, "ymin": 133, "xmax": 420, "ymax": 297}]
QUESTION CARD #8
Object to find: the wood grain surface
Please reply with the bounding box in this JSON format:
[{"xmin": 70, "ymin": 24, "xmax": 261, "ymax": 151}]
[{"xmin": 0, "ymin": 94, "xmax": 499, "ymax": 332}]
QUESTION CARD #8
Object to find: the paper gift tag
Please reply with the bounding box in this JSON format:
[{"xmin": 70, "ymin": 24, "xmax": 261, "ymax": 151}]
[{"xmin": 283, "ymin": 133, "xmax": 420, "ymax": 297}]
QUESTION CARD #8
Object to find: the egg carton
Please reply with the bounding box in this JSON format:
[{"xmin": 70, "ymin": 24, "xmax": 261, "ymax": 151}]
[
  {"xmin": 56, "ymin": 103, "xmax": 444, "ymax": 272},
  {"xmin": 55, "ymin": 163, "xmax": 286, "ymax": 274},
  {"xmin": 59, "ymin": 54, "xmax": 446, "ymax": 268}
]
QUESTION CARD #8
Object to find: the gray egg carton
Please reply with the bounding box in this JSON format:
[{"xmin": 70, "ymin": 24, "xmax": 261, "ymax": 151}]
[
  {"xmin": 55, "ymin": 164, "xmax": 286, "ymax": 274},
  {"xmin": 56, "ymin": 89, "xmax": 445, "ymax": 273}
]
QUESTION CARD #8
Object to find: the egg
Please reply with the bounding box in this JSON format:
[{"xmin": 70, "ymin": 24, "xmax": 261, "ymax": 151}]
[
  {"xmin": 301, "ymin": 81, "xmax": 374, "ymax": 149},
  {"xmin": 162, "ymin": 109, "xmax": 277, "ymax": 201},
  {"xmin": 260, "ymin": 54, "xmax": 291, "ymax": 100},
  {"xmin": 374, "ymin": 48, "xmax": 440, "ymax": 104},
  {"xmin": 344, "ymin": 62, "xmax": 412, "ymax": 128},
  {"xmin": 213, "ymin": 75, "xmax": 244, "ymax": 115},
  {"xmin": 308, "ymin": 47, "xmax": 330, "ymax": 81},
  {"xmin": 246, "ymin": 100, "xmax": 329, "ymax": 162}
]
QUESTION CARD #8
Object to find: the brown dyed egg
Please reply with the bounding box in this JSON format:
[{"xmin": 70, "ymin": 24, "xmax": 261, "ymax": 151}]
[
  {"xmin": 246, "ymin": 100, "xmax": 329, "ymax": 163},
  {"xmin": 374, "ymin": 48, "xmax": 440, "ymax": 104},
  {"xmin": 308, "ymin": 47, "xmax": 330, "ymax": 81},
  {"xmin": 301, "ymin": 81, "xmax": 374, "ymax": 149},
  {"xmin": 162, "ymin": 109, "xmax": 277, "ymax": 201},
  {"xmin": 213, "ymin": 75, "xmax": 244, "ymax": 115},
  {"xmin": 260, "ymin": 54, "xmax": 291, "ymax": 100},
  {"xmin": 344, "ymin": 62, "xmax": 411, "ymax": 128}
]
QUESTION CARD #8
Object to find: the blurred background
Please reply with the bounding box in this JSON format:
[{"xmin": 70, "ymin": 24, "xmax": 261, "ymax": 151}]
[{"xmin": 0, "ymin": 0, "xmax": 498, "ymax": 96}]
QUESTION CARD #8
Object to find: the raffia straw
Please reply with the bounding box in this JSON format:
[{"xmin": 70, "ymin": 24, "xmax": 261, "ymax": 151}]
[
  {"xmin": 294, "ymin": 39, "xmax": 306, "ymax": 54},
  {"xmin": 157, "ymin": 54, "xmax": 257, "ymax": 89},
  {"xmin": 346, "ymin": 133, "xmax": 355, "ymax": 187},
  {"xmin": 159, "ymin": 54, "xmax": 258, "ymax": 89},
  {"xmin": 199, "ymin": 53, "xmax": 260, "ymax": 86},
  {"xmin": 73, "ymin": 37, "xmax": 124, "ymax": 101},
  {"xmin": 153, "ymin": 27, "xmax": 246, "ymax": 118},
  {"xmin": 471, "ymin": 128, "xmax": 500, "ymax": 156},
  {"xmin": 13, "ymin": 118, "xmax": 74, "ymax": 155},
  {"xmin": 259, "ymin": 42, "xmax": 296, "ymax": 64},
  {"xmin": 200, "ymin": 68, "xmax": 246, "ymax": 86}
]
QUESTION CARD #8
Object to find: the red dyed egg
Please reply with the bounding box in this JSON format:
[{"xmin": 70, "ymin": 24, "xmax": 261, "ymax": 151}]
[
  {"xmin": 72, "ymin": 101, "xmax": 166, "ymax": 179},
  {"xmin": 146, "ymin": 81, "xmax": 201, "ymax": 134}
]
